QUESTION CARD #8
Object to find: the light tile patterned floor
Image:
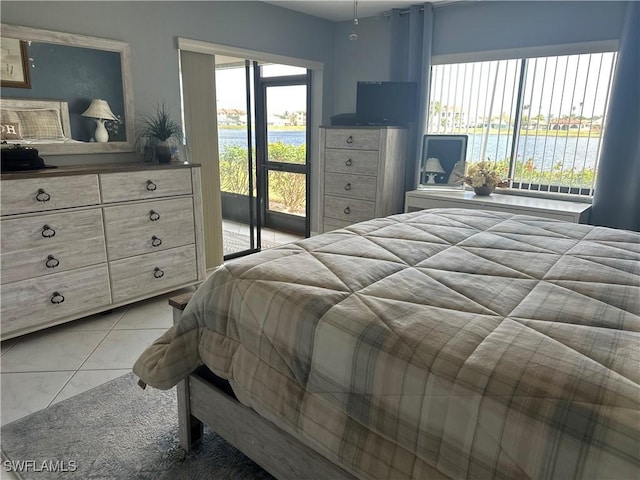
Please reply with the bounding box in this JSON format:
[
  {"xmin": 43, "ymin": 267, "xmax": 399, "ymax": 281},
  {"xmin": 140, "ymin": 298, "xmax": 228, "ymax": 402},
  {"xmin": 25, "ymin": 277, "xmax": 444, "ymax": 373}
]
[
  {"xmin": 0, "ymin": 290, "xmax": 188, "ymax": 426},
  {"xmin": 0, "ymin": 223, "xmax": 303, "ymax": 427}
]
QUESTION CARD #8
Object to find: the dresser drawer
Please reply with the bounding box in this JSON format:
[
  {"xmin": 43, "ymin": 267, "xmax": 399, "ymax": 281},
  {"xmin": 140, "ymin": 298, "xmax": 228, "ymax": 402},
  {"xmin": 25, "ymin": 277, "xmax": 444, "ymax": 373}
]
[
  {"xmin": 325, "ymin": 129, "xmax": 380, "ymax": 150},
  {"xmin": 1, "ymin": 209, "xmax": 106, "ymax": 284},
  {"xmin": 0, "ymin": 264, "xmax": 111, "ymax": 334},
  {"xmin": 103, "ymin": 197, "xmax": 195, "ymax": 261},
  {"xmin": 109, "ymin": 245, "xmax": 197, "ymax": 303},
  {"xmin": 324, "ymin": 173, "xmax": 377, "ymax": 202},
  {"xmin": 1, "ymin": 174, "xmax": 100, "ymax": 216},
  {"xmin": 99, "ymin": 168, "xmax": 192, "ymax": 203},
  {"xmin": 324, "ymin": 195, "xmax": 375, "ymax": 223},
  {"xmin": 324, "ymin": 149, "xmax": 379, "ymax": 176}
]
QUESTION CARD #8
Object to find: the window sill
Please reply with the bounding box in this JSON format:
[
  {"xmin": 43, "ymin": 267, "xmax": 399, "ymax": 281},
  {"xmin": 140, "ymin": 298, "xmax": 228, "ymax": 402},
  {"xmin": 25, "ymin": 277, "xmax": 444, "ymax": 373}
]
[{"xmin": 464, "ymin": 186, "xmax": 593, "ymax": 205}]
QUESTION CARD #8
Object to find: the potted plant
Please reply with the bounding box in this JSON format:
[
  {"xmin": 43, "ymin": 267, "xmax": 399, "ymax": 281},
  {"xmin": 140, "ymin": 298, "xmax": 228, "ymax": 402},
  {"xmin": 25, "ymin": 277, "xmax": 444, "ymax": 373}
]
[{"xmin": 136, "ymin": 103, "xmax": 183, "ymax": 164}]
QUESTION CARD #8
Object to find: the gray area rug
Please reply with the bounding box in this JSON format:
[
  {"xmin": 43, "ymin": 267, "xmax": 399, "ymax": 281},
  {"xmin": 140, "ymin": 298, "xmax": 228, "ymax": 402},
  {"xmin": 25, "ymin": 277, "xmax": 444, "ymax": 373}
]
[{"xmin": 1, "ymin": 373, "xmax": 273, "ymax": 479}]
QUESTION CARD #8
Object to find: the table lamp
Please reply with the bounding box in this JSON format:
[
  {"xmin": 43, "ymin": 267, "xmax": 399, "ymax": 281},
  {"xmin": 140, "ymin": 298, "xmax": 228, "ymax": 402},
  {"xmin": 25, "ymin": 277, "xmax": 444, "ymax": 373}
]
[
  {"xmin": 423, "ymin": 157, "xmax": 445, "ymax": 184},
  {"xmin": 82, "ymin": 99, "xmax": 117, "ymax": 143}
]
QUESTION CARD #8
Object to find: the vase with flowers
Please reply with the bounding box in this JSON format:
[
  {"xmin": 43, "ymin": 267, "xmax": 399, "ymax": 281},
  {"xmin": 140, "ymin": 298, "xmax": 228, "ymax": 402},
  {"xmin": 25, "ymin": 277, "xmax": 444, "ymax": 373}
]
[{"xmin": 462, "ymin": 160, "xmax": 509, "ymax": 196}]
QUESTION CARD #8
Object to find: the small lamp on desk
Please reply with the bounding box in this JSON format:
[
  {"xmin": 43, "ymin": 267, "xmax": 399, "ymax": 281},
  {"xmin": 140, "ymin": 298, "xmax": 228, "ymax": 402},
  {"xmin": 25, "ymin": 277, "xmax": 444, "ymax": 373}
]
[
  {"xmin": 423, "ymin": 157, "xmax": 445, "ymax": 184},
  {"xmin": 82, "ymin": 99, "xmax": 117, "ymax": 143}
]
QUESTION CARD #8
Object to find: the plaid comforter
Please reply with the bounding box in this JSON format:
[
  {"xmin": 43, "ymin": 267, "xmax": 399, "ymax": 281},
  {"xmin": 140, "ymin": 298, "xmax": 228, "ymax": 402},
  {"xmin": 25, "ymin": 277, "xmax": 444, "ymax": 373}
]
[{"xmin": 134, "ymin": 209, "xmax": 640, "ymax": 479}]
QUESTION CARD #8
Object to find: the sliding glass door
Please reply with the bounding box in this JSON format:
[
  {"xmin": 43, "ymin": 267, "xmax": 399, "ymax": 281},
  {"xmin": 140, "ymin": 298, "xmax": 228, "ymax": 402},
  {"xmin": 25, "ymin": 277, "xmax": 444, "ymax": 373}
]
[
  {"xmin": 216, "ymin": 61, "xmax": 310, "ymax": 258},
  {"xmin": 255, "ymin": 66, "xmax": 310, "ymax": 236},
  {"xmin": 215, "ymin": 57, "xmax": 260, "ymax": 258}
]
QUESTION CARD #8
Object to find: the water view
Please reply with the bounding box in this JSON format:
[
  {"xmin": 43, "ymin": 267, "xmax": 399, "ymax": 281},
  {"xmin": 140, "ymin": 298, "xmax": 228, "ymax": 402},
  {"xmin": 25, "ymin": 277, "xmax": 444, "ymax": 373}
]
[
  {"xmin": 219, "ymin": 128, "xmax": 306, "ymax": 147},
  {"xmin": 219, "ymin": 128, "xmax": 600, "ymax": 171},
  {"xmin": 466, "ymin": 133, "xmax": 601, "ymax": 170}
]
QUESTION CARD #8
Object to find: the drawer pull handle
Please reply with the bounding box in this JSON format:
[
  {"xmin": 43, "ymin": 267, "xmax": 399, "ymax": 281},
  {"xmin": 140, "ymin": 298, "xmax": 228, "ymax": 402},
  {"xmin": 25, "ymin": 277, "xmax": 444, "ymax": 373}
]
[
  {"xmin": 146, "ymin": 180, "xmax": 157, "ymax": 191},
  {"xmin": 45, "ymin": 255, "xmax": 60, "ymax": 269},
  {"xmin": 149, "ymin": 210, "xmax": 161, "ymax": 221},
  {"xmin": 151, "ymin": 235, "xmax": 163, "ymax": 247},
  {"xmin": 344, "ymin": 207, "xmax": 351, "ymax": 215},
  {"xmin": 35, "ymin": 189, "xmax": 51, "ymax": 202},
  {"xmin": 344, "ymin": 183, "xmax": 352, "ymax": 191},
  {"xmin": 346, "ymin": 136, "xmax": 353, "ymax": 144},
  {"xmin": 41, "ymin": 225, "xmax": 56, "ymax": 238},
  {"xmin": 153, "ymin": 267, "xmax": 165, "ymax": 279},
  {"xmin": 345, "ymin": 159, "xmax": 353, "ymax": 167},
  {"xmin": 50, "ymin": 291, "xmax": 65, "ymax": 304}
]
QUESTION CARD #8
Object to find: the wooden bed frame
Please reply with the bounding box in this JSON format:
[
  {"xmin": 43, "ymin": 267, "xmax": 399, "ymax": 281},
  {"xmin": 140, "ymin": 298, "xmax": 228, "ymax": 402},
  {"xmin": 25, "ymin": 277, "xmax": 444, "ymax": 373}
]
[{"xmin": 169, "ymin": 293, "xmax": 355, "ymax": 480}]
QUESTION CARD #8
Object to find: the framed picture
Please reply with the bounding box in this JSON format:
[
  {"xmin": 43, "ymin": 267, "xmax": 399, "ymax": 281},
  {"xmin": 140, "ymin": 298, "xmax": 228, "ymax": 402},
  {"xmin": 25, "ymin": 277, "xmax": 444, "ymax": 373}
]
[
  {"xmin": 419, "ymin": 134, "xmax": 468, "ymax": 188},
  {"xmin": 1, "ymin": 38, "xmax": 31, "ymax": 88}
]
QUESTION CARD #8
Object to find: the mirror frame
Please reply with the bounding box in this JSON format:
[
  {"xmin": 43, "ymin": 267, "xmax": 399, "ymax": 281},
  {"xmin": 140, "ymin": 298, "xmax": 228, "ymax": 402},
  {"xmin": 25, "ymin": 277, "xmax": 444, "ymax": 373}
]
[{"xmin": 1, "ymin": 24, "xmax": 135, "ymax": 155}]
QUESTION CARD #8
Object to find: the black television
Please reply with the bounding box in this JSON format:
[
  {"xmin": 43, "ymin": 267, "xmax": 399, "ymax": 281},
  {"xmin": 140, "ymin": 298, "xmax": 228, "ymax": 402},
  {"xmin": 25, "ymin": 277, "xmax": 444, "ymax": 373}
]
[{"xmin": 356, "ymin": 81, "xmax": 418, "ymax": 126}]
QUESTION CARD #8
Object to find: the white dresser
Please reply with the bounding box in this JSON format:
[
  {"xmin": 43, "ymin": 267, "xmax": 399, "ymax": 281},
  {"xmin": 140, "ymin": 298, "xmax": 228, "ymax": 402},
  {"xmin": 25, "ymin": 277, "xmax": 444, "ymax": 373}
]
[
  {"xmin": 318, "ymin": 126, "xmax": 407, "ymax": 233},
  {"xmin": 405, "ymin": 189, "xmax": 592, "ymax": 223},
  {"xmin": 0, "ymin": 164, "xmax": 206, "ymax": 339}
]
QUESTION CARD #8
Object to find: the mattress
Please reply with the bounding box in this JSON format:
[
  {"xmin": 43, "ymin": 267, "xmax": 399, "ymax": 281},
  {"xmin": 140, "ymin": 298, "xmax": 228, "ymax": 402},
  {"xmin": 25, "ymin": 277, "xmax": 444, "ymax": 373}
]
[{"xmin": 134, "ymin": 208, "xmax": 640, "ymax": 479}]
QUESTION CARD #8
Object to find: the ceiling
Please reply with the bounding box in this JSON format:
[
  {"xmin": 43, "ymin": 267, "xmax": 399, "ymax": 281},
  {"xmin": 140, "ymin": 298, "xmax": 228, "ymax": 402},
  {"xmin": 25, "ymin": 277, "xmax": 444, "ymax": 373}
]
[{"xmin": 265, "ymin": 1, "xmax": 455, "ymax": 22}]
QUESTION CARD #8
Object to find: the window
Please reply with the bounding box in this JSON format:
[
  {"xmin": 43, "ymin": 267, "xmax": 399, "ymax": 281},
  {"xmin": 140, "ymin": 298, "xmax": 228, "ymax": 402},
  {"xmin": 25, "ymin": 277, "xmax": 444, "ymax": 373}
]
[{"xmin": 428, "ymin": 51, "xmax": 617, "ymax": 196}]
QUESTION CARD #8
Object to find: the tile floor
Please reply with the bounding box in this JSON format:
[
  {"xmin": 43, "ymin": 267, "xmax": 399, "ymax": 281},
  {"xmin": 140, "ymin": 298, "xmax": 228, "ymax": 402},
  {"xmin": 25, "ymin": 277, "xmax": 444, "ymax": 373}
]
[
  {"xmin": 0, "ymin": 222, "xmax": 303, "ymax": 428},
  {"xmin": 0, "ymin": 289, "xmax": 191, "ymax": 427}
]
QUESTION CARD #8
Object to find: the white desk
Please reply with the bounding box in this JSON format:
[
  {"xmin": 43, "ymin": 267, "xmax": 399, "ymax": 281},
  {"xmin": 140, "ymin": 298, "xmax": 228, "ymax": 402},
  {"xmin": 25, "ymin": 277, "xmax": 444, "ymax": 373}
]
[{"xmin": 405, "ymin": 189, "xmax": 592, "ymax": 224}]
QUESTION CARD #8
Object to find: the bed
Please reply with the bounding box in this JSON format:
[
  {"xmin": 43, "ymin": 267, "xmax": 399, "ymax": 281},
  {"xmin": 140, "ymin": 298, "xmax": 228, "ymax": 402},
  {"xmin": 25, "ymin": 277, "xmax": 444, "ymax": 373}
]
[
  {"xmin": 0, "ymin": 98, "xmax": 75, "ymax": 143},
  {"xmin": 133, "ymin": 208, "xmax": 640, "ymax": 479}
]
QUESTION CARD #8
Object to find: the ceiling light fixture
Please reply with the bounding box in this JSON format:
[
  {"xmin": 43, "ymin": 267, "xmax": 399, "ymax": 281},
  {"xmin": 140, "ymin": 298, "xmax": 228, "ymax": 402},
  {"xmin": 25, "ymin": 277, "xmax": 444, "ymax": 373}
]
[{"xmin": 349, "ymin": 0, "xmax": 359, "ymax": 40}]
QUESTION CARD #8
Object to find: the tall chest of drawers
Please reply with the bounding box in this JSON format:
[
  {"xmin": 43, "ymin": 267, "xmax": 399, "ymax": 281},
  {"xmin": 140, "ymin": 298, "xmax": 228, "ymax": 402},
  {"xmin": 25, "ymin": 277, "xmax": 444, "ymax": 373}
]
[
  {"xmin": 318, "ymin": 126, "xmax": 407, "ymax": 233},
  {"xmin": 0, "ymin": 164, "xmax": 206, "ymax": 340}
]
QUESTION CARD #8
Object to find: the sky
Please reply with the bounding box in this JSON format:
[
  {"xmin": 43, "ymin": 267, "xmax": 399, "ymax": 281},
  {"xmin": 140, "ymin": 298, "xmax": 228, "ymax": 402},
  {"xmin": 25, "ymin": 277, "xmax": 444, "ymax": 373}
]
[
  {"xmin": 430, "ymin": 52, "xmax": 617, "ymax": 123},
  {"xmin": 215, "ymin": 63, "xmax": 307, "ymax": 114},
  {"xmin": 214, "ymin": 52, "xmax": 617, "ymax": 124}
]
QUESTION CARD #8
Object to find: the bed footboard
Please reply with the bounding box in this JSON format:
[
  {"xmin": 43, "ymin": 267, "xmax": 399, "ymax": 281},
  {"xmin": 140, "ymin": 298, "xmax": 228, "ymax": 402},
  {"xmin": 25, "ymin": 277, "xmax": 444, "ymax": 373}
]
[
  {"xmin": 170, "ymin": 293, "xmax": 204, "ymax": 452},
  {"xmin": 169, "ymin": 294, "xmax": 354, "ymax": 480}
]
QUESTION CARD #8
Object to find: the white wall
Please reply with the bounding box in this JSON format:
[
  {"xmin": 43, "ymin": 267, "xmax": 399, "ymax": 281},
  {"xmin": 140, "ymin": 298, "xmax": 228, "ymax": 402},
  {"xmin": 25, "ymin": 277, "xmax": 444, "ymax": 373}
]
[{"xmin": 331, "ymin": 1, "xmax": 628, "ymax": 114}]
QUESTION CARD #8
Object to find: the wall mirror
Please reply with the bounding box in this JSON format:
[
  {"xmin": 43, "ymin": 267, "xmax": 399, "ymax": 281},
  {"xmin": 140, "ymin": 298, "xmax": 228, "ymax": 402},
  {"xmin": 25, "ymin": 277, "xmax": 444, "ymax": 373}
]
[
  {"xmin": 0, "ymin": 24, "xmax": 135, "ymax": 155},
  {"xmin": 419, "ymin": 134, "xmax": 467, "ymax": 188}
]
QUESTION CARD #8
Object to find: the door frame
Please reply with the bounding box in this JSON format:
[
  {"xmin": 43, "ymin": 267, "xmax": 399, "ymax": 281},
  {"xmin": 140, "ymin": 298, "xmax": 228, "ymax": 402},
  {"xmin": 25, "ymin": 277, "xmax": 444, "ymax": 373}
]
[
  {"xmin": 254, "ymin": 70, "xmax": 311, "ymax": 237},
  {"xmin": 218, "ymin": 59, "xmax": 262, "ymax": 260},
  {"xmin": 178, "ymin": 37, "xmax": 323, "ymax": 243}
]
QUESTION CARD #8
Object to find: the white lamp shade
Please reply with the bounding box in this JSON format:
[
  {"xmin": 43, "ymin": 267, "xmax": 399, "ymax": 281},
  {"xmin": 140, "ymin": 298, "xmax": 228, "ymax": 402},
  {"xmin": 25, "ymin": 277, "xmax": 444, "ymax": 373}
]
[
  {"xmin": 424, "ymin": 157, "xmax": 445, "ymax": 173},
  {"xmin": 82, "ymin": 99, "xmax": 117, "ymax": 120}
]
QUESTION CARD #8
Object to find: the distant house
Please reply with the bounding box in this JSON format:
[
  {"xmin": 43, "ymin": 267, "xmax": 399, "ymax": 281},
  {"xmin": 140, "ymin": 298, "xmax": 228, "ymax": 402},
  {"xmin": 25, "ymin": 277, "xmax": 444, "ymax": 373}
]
[
  {"xmin": 266, "ymin": 111, "xmax": 306, "ymax": 127},
  {"xmin": 473, "ymin": 121, "xmax": 510, "ymax": 129},
  {"xmin": 294, "ymin": 111, "xmax": 306, "ymax": 126},
  {"xmin": 523, "ymin": 121, "xmax": 548, "ymax": 130},
  {"xmin": 430, "ymin": 105, "xmax": 467, "ymax": 129},
  {"xmin": 548, "ymin": 119, "xmax": 590, "ymax": 130},
  {"xmin": 217, "ymin": 108, "xmax": 247, "ymax": 126},
  {"xmin": 267, "ymin": 115, "xmax": 287, "ymax": 126}
]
